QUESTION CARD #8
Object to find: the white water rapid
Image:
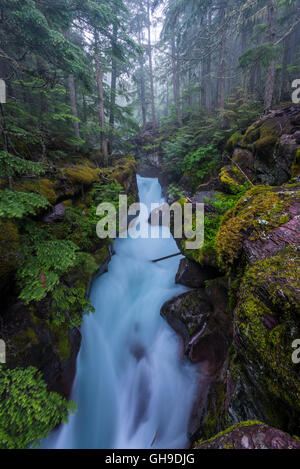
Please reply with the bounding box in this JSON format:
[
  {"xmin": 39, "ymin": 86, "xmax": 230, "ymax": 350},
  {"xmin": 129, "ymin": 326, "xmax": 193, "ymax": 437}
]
[{"xmin": 44, "ymin": 176, "xmax": 197, "ymax": 449}]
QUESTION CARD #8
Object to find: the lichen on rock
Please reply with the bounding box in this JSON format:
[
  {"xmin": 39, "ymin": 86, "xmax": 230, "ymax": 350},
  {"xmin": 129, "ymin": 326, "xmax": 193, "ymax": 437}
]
[{"xmin": 215, "ymin": 183, "xmax": 299, "ymax": 272}]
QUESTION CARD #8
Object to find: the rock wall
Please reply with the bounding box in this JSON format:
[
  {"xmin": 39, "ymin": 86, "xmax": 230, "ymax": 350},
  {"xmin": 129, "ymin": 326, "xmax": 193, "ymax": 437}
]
[{"xmin": 160, "ymin": 104, "xmax": 300, "ymax": 447}]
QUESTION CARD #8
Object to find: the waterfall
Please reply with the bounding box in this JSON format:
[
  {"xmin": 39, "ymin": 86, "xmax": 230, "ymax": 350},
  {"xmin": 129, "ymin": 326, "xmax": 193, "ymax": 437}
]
[{"xmin": 43, "ymin": 176, "xmax": 197, "ymax": 449}]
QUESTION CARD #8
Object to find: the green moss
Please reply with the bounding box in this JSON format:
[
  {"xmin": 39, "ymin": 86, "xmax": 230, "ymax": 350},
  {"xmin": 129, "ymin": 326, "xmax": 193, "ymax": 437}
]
[
  {"xmin": 194, "ymin": 420, "xmax": 264, "ymax": 448},
  {"xmin": 50, "ymin": 324, "xmax": 71, "ymax": 362},
  {"xmin": 15, "ymin": 179, "xmax": 57, "ymax": 205},
  {"xmin": 225, "ymin": 131, "xmax": 242, "ymax": 153},
  {"xmin": 234, "ymin": 247, "xmax": 300, "ymax": 421},
  {"xmin": 241, "ymin": 125, "xmax": 260, "ymax": 146},
  {"xmin": 38, "ymin": 179, "xmax": 57, "ymax": 204},
  {"xmin": 240, "ymin": 119, "xmax": 282, "ymax": 162},
  {"xmin": 94, "ymin": 244, "xmax": 111, "ymax": 265},
  {"xmin": 253, "ymin": 120, "xmax": 281, "ymax": 161},
  {"xmin": 0, "ymin": 220, "xmax": 19, "ymax": 279},
  {"xmin": 201, "ymin": 380, "xmax": 229, "ymax": 440},
  {"xmin": 62, "ymin": 165, "xmax": 100, "ymax": 185},
  {"xmin": 110, "ymin": 157, "xmax": 137, "ymax": 191},
  {"xmin": 219, "ymin": 166, "xmax": 248, "ymax": 194},
  {"xmin": 12, "ymin": 327, "xmax": 39, "ymax": 353}
]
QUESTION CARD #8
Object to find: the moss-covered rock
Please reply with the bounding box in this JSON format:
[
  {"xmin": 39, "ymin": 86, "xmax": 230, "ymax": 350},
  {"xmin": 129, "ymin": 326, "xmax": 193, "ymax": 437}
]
[
  {"xmin": 252, "ymin": 119, "xmax": 281, "ymax": 161},
  {"xmin": 194, "ymin": 421, "xmax": 300, "ymax": 449},
  {"xmin": 215, "ymin": 184, "xmax": 299, "ymax": 272},
  {"xmin": 227, "ymin": 246, "xmax": 300, "ymax": 434},
  {"xmin": 110, "ymin": 156, "xmax": 138, "ymax": 195},
  {"xmin": 15, "ymin": 179, "xmax": 58, "ymax": 205},
  {"xmin": 292, "ymin": 149, "xmax": 300, "ymax": 178},
  {"xmin": 218, "ymin": 166, "xmax": 248, "ymax": 194},
  {"xmin": 189, "ymin": 173, "xmax": 300, "ymax": 440},
  {"xmin": 161, "ymin": 278, "xmax": 232, "ymax": 440},
  {"xmin": 226, "ymin": 105, "xmax": 300, "ymax": 185},
  {"xmin": 62, "ymin": 165, "xmax": 100, "ymax": 186},
  {"xmin": 241, "ymin": 124, "xmax": 261, "ymax": 146},
  {"xmin": 225, "ymin": 131, "xmax": 242, "ymax": 153},
  {"xmin": 3, "ymin": 299, "xmax": 82, "ymax": 399}
]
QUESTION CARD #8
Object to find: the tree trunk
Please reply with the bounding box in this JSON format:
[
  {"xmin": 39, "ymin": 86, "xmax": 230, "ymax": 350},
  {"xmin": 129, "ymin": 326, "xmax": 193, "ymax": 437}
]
[
  {"xmin": 138, "ymin": 26, "xmax": 147, "ymax": 130},
  {"xmin": 171, "ymin": 36, "xmax": 181, "ymax": 123},
  {"xmin": 65, "ymin": 31, "xmax": 80, "ymax": 138},
  {"xmin": 280, "ymin": 34, "xmax": 290, "ymax": 102},
  {"xmin": 68, "ymin": 73, "xmax": 80, "ymax": 138},
  {"xmin": 147, "ymin": 0, "xmax": 157, "ymax": 128},
  {"xmin": 36, "ymin": 57, "xmax": 48, "ymax": 120},
  {"xmin": 82, "ymin": 93, "xmax": 87, "ymax": 123},
  {"xmin": 109, "ymin": 23, "xmax": 118, "ymax": 154},
  {"xmin": 264, "ymin": 0, "xmax": 277, "ymax": 110},
  {"xmin": 140, "ymin": 62, "xmax": 147, "ymax": 129},
  {"xmin": 95, "ymin": 50, "xmax": 108, "ymax": 166},
  {"xmin": 205, "ymin": 9, "xmax": 212, "ymax": 112},
  {"xmin": 165, "ymin": 80, "xmax": 169, "ymax": 116}
]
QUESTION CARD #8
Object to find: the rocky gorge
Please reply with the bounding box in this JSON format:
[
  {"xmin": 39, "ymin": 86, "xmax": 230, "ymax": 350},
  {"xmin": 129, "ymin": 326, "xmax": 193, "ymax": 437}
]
[
  {"xmin": 139, "ymin": 104, "xmax": 300, "ymax": 449},
  {"xmin": 1, "ymin": 103, "xmax": 299, "ymax": 450}
]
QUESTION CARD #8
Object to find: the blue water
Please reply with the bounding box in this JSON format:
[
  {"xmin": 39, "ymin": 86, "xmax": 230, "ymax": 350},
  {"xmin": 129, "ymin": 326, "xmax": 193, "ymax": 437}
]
[{"xmin": 43, "ymin": 176, "xmax": 197, "ymax": 449}]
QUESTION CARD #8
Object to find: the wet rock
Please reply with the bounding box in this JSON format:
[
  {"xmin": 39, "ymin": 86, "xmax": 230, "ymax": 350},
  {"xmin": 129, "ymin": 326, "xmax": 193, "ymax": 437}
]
[
  {"xmin": 175, "ymin": 258, "xmax": 220, "ymax": 289},
  {"xmin": 226, "ymin": 103, "xmax": 300, "ymax": 185},
  {"xmin": 212, "ymin": 178, "xmax": 300, "ymax": 436},
  {"xmin": 232, "ymin": 149, "xmax": 254, "ymax": 171},
  {"xmin": 161, "ymin": 278, "xmax": 232, "ymax": 439},
  {"xmin": 161, "ymin": 278, "xmax": 230, "ymax": 368},
  {"xmin": 1, "ymin": 297, "xmax": 81, "ymax": 400},
  {"xmin": 43, "ymin": 203, "xmax": 66, "ymax": 223},
  {"xmin": 215, "ymin": 183, "xmax": 300, "ymax": 271},
  {"xmin": 195, "ymin": 422, "xmax": 300, "ymax": 449},
  {"xmin": 227, "ymin": 245, "xmax": 300, "ymax": 435},
  {"xmin": 243, "ymin": 201, "xmax": 300, "ymax": 263},
  {"xmin": 161, "ymin": 289, "xmax": 212, "ymax": 349},
  {"xmin": 110, "ymin": 156, "xmax": 138, "ymax": 197}
]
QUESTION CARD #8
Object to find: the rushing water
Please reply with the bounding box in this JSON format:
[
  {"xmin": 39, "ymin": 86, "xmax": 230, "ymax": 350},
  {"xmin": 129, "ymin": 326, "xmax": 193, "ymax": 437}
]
[{"xmin": 44, "ymin": 176, "xmax": 197, "ymax": 449}]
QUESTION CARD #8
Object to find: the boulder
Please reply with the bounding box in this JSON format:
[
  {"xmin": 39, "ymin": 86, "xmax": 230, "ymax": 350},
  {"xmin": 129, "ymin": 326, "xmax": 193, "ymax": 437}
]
[
  {"xmin": 175, "ymin": 258, "xmax": 220, "ymax": 289},
  {"xmin": 228, "ymin": 245, "xmax": 300, "ymax": 435},
  {"xmin": 161, "ymin": 278, "xmax": 230, "ymax": 371},
  {"xmin": 195, "ymin": 422, "xmax": 300, "ymax": 449},
  {"xmin": 243, "ymin": 201, "xmax": 300, "ymax": 263},
  {"xmin": 215, "ymin": 183, "xmax": 300, "ymax": 271},
  {"xmin": 1, "ymin": 297, "xmax": 81, "ymax": 400},
  {"xmin": 211, "ymin": 181, "xmax": 300, "ymax": 436},
  {"xmin": 226, "ymin": 104, "xmax": 300, "ymax": 185},
  {"xmin": 161, "ymin": 278, "xmax": 232, "ymax": 439},
  {"xmin": 43, "ymin": 203, "xmax": 66, "ymax": 223}
]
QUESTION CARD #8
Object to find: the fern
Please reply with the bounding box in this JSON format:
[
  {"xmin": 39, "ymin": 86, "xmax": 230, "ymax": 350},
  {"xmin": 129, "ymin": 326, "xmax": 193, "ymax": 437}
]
[{"xmin": 0, "ymin": 190, "xmax": 49, "ymax": 219}]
